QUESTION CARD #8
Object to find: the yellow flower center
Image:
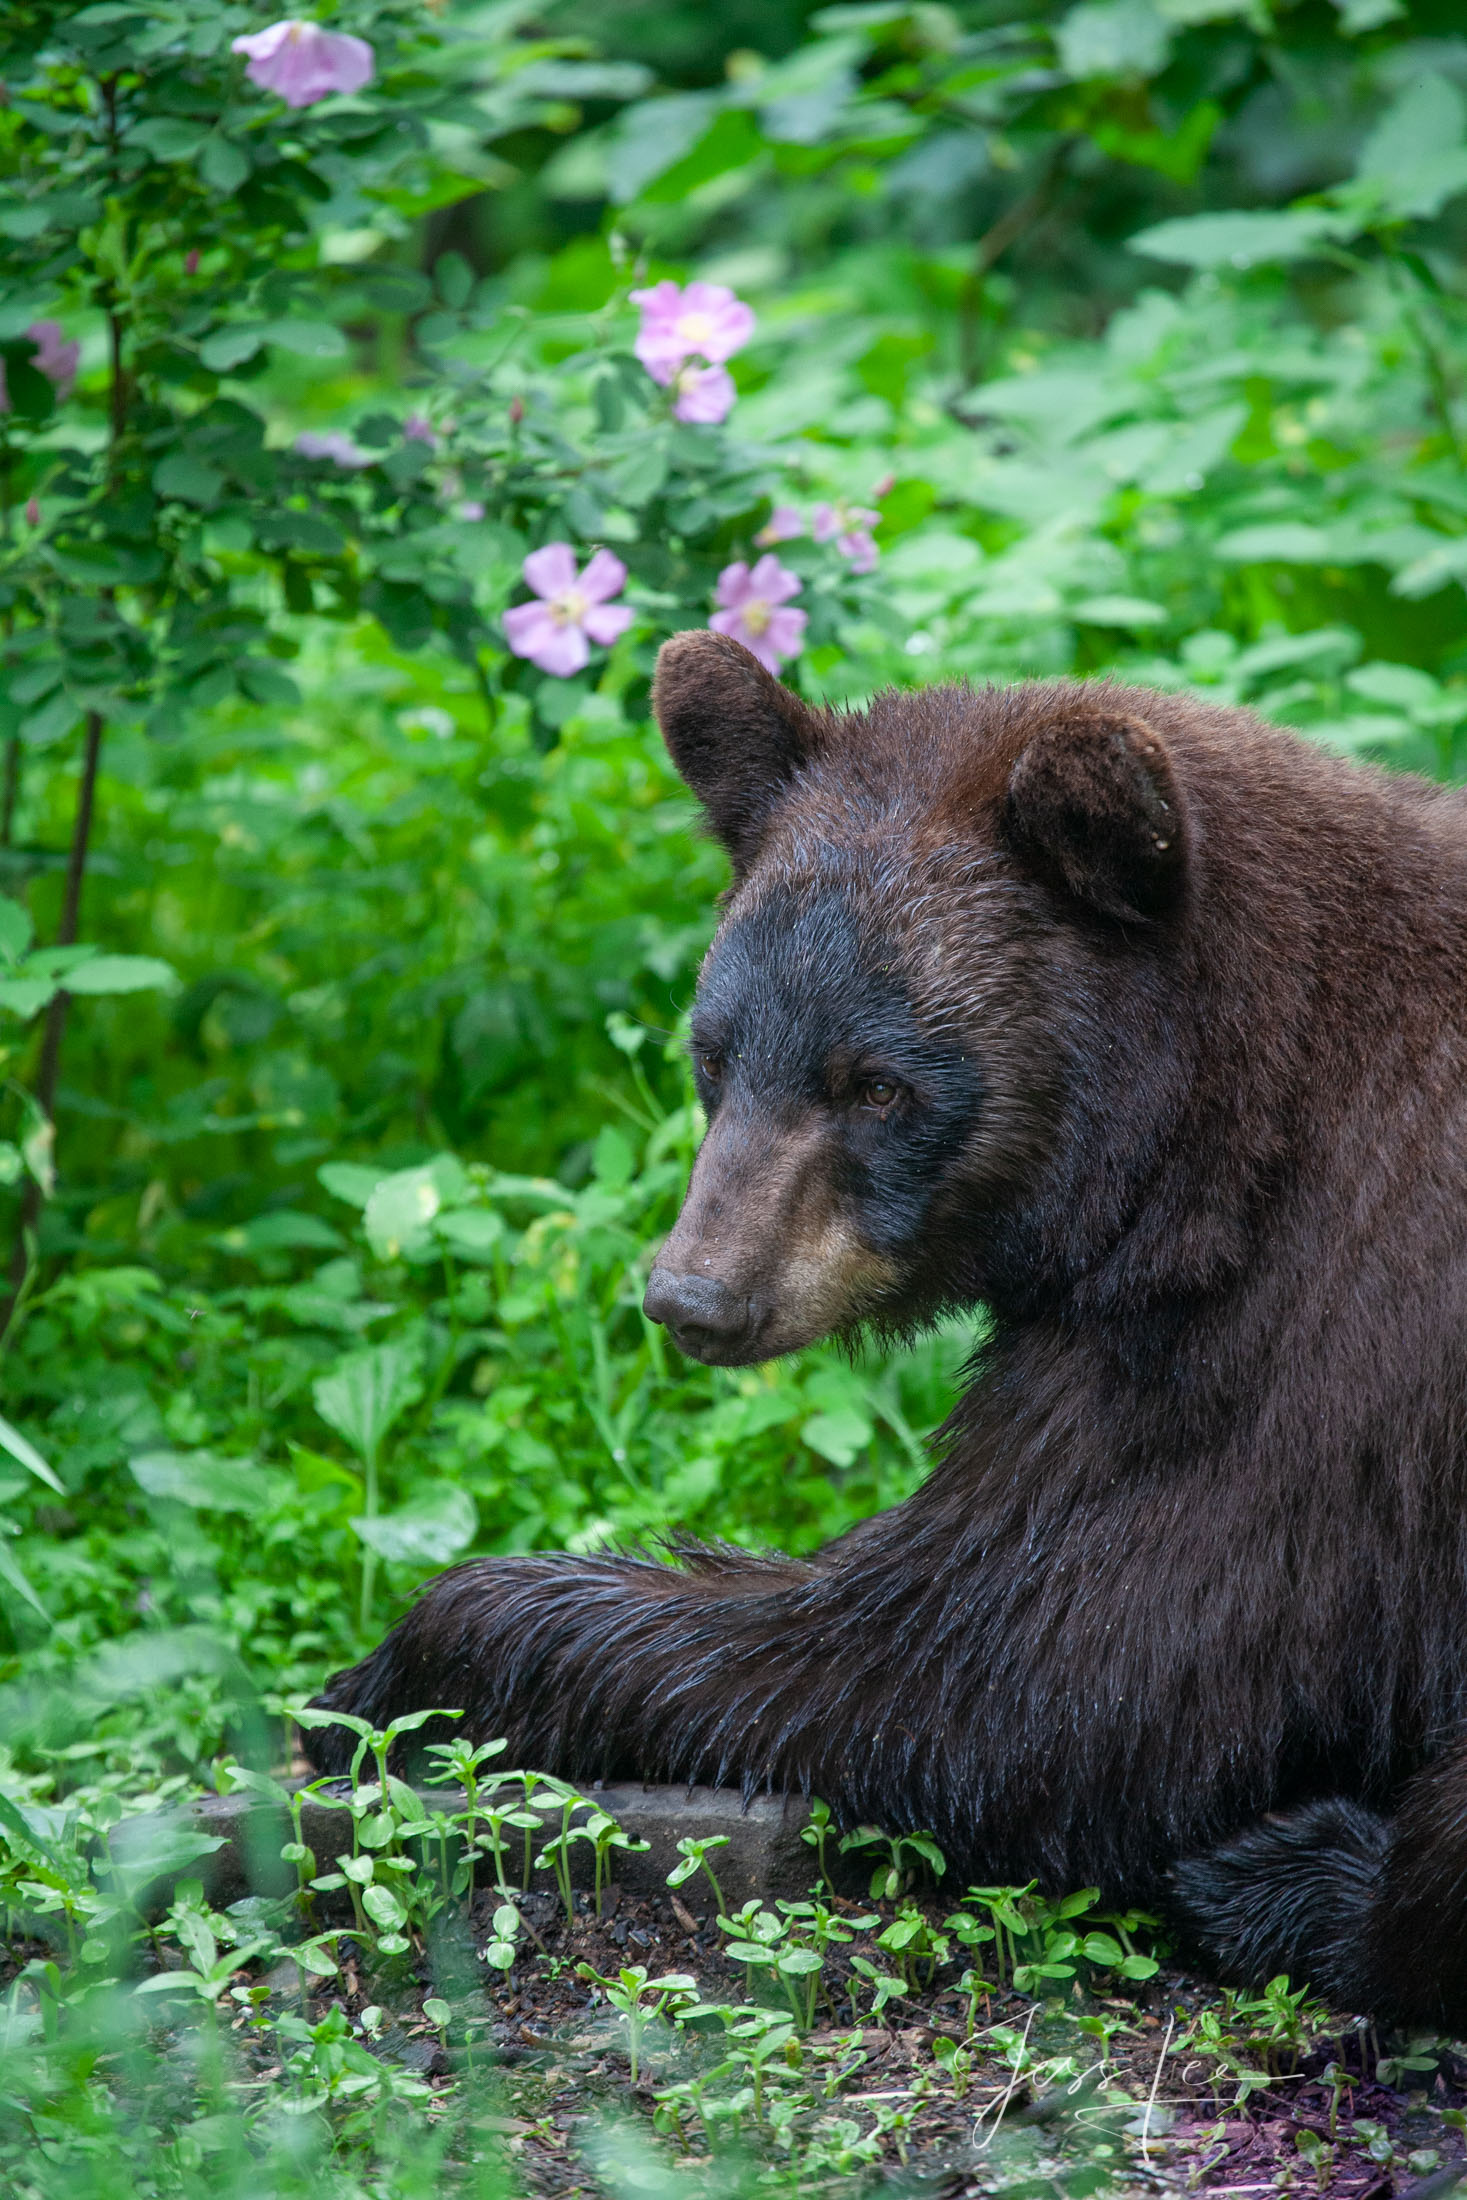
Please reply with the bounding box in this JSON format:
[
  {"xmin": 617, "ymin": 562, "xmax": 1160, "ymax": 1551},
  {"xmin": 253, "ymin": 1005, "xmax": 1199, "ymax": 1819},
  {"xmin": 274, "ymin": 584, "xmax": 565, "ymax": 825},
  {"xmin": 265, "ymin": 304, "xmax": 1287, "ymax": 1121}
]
[
  {"xmin": 677, "ymin": 310, "xmax": 717, "ymax": 350},
  {"xmin": 550, "ymin": 587, "xmax": 588, "ymax": 626},
  {"xmin": 741, "ymin": 599, "xmax": 771, "ymax": 635}
]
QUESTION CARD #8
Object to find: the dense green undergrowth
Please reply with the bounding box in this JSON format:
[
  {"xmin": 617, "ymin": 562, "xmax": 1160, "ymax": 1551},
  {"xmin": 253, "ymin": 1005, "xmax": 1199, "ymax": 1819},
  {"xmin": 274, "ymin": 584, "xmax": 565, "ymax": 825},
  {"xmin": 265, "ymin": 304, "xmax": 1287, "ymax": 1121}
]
[{"xmin": 1, "ymin": 0, "xmax": 1466, "ymax": 2189}]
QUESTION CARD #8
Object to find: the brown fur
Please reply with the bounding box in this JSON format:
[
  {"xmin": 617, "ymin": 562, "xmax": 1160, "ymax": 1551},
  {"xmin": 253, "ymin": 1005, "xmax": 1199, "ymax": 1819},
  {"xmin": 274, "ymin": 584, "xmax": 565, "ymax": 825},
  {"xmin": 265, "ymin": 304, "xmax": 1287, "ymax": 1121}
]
[{"xmin": 312, "ymin": 635, "xmax": 1467, "ymax": 2025}]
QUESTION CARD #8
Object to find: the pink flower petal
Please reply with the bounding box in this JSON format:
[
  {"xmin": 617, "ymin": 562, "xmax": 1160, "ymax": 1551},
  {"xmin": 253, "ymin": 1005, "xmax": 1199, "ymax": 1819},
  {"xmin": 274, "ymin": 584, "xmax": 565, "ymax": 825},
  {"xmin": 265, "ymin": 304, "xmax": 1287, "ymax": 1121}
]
[
  {"xmin": 811, "ymin": 502, "xmax": 839, "ymax": 543},
  {"xmin": 745, "ymin": 553, "xmax": 802, "ymax": 606},
  {"xmin": 583, "ymin": 603, "xmax": 633, "ymax": 646},
  {"xmin": 503, "ymin": 601, "xmax": 589, "ymax": 676},
  {"xmin": 713, "ymin": 561, "xmax": 754, "ymax": 612},
  {"xmin": 709, "ymin": 612, "xmax": 780, "ymax": 675},
  {"xmin": 521, "ymin": 542, "xmax": 579, "ymax": 600},
  {"xmin": 765, "ymin": 607, "xmax": 808, "ymax": 659},
  {"xmin": 233, "ymin": 21, "xmax": 374, "ymax": 109},
  {"xmin": 756, "ymin": 505, "xmax": 804, "ymax": 545},
  {"xmin": 578, "ymin": 548, "xmax": 628, "ymax": 603},
  {"xmin": 671, "ymin": 363, "xmax": 735, "ymax": 425}
]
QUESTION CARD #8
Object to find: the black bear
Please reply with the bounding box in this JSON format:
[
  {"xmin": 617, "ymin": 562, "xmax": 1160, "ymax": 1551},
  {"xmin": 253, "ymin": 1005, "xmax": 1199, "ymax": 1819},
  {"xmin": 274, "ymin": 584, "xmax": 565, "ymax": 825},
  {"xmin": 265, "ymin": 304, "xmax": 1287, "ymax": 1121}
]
[{"xmin": 312, "ymin": 630, "xmax": 1467, "ymax": 2026}]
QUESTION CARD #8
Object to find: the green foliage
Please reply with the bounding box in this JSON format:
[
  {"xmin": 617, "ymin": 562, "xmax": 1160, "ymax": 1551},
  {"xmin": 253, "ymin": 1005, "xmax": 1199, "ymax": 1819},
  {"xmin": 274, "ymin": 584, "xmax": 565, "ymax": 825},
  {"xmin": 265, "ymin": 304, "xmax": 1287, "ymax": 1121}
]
[{"xmin": 0, "ymin": 0, "xmax": 1465, "ymax": 2183}]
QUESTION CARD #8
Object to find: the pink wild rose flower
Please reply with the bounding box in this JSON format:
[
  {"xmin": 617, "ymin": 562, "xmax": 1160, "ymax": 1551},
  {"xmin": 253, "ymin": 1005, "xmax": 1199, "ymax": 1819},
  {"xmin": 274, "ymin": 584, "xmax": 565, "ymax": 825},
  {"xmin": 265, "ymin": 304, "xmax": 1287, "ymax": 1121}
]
[
  {"xmin": 0, "ymin": 320, "xmax": 80, "ymax": 412},
  {"xmin": 709, "ymin": 555, "xmax": 806, "ymax": 676},
  {"xmin": 668, "ymin": 361, "xmax": 736, "ymax": 425},
  {"xmin": 232, "ymin": 20, "xmax": 375, "ymax": 109},
  {"xmin": 294, "ymin": 429, "xmax": 372, "ymax": 469},
  {"xmin": 503, "ymin": 545, "xmax": 632, "ymax": 678},
  {"xmin": 630, "ymin": 280, "xmax": 754, "ymax": 388},
  {"xmin": 813, "ymin": 499, "xmax": 880, "ymax": 574},
  {"xmin": 755, "ymin": 505, "xmax": 804, "ymax": 547}
]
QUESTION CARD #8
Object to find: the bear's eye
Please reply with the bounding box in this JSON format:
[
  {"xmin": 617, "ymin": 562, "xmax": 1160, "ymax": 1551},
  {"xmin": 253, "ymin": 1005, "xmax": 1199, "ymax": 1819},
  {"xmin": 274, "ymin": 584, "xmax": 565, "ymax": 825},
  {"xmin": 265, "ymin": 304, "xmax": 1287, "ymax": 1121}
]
[
  {"xmin": 858, "ymin": 1078, "xmax": 900, "ymax": 1112},
  {"xmin": 698, "ymin": 1051, "xmax": 724, "ymax": 1083}
]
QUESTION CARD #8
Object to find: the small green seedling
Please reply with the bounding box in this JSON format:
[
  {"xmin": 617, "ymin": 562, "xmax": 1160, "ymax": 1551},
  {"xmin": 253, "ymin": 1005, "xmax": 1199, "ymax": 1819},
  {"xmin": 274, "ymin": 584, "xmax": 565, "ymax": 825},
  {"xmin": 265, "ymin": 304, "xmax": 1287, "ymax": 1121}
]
[
  {"xmin": 481, "ymin": 1901, "xmax": 520, "ymax": 1973},
  {"xmin": 667, "ymin": 1833, "xmax": 731, "ymax": 1919},
  {"xmin": 933, "ymin": 2032, "xmax": 974, "ymax": 2101},
  {"xmin": 839, "ymin": 1823, "xmax": 946, "ymax": 1901},
  {"xmin": 575, "ymin": 1962, "xmax": 698, "ymax": 2086},
  {"xmin": 800, "ymin": 1798, "xmax": 836, "ymax": 1894}
]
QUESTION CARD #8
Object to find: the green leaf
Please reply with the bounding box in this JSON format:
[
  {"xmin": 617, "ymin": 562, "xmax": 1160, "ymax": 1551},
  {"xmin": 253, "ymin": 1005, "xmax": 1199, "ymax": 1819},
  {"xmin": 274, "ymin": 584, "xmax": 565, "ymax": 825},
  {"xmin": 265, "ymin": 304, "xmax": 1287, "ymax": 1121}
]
[
  {"xmin": 350, "ymin": 1485, "xmax": 476, "ymax": 1566},
  {"xmin": 154, "ymin": 452, "xmax": 225, "ymax": 507},
  {"xmin": 257, "ymin": 320, "xmax": 349, "ymax": 360},
  {"xmin": 0, "ymin": 977, "xmax": 57, "ymax": 1018},
  {"xmin": 361, "ymin": 1883, "xmax": 406, "ymax": 1931},
  {"xmin": 802, "ymin": 1404, "xmax": 874, "ymax": 1468},
  {"xmin": 199, "ymin": 326, "xmax": 265, "ymax": 373},
  {"xmin": 318, "ymin": 1161, "xmax": 386, "ymax": 1211},
  {"xmin": 130, "ymin": 1450, "xmax": 272, "ymax": 1515},
  {"xmin": 1129, "ymin": 207, "xmax": 1354, "ymax": 268},
  {"xmin": 0, "ymin": 1412, "xmax": 62, "ymax": 1493},
  {"xmin": 0, "ymin": 1537, "xmax": 48, "ymax": 1622},
  {"xmin": 0, "ymin": 899, "xmax": 32, "ymax": 966},
  {"xmin": 131, "ymin": 117, "xmax": 210, "ymax": 160},
  {"xmin": 199, "ymin": 136, "xmax": 250, "ymax": 195},
  {"xmin": 433, "ymin": 1209, "xmax": 504, "ymax": 1262},
  {"xmin": 606, "ymin": 91, "xmax": 719, "ymax": 203},
  {"xmin": 1057, "ymin": 0, "xmax": 1171, "ymax": 80},
  {"xmin": 314, "ymin": 1340, "xmax": 422, "ymax": 1466},
  {"xmin": 363, "ymin": 1156, "xmax": 471, "ymax": 1262},
  {"xmin": 64, "ymin": 955, "xmax": 177, "ymax": 996}
]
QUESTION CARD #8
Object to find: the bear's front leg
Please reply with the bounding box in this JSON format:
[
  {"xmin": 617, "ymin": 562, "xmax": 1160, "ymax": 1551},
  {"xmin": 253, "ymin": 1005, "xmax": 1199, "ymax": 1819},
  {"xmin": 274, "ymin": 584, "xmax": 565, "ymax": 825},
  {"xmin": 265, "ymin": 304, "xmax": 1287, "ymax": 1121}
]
[{"xmin": 304, "ymin": 1542, "xmax": 828, "ymax": 1789}]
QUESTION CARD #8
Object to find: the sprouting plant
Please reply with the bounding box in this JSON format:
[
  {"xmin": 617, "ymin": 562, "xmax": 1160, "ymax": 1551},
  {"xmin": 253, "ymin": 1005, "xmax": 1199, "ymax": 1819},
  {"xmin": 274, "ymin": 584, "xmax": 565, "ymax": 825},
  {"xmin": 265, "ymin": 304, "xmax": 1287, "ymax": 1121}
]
[
  {"xmin": 473, "ymin": 1798, "xmax": 542, "ymax": 1898},
  {"xmin": 955, "ymin": 1965, "xmax": 989, "ymax": 2038},
  {"xmin": 1295, "ymin": 2125, "xmax": 1334, "ymax": 2189},
  {"xmin": 849, "ymin": 1952, "xmax": 909, "ymax": 2023},
  {"xmin": 481, "ymin": 1900, "xmax": 520, "ymax": 1974},
  {"xmin": 585, "ymin": 1807, "xmax": 650, "ymax": 1915},
  {"xmin": 575, "ymin": 1963, "xmax": 699, "ymax": 2087},
  {"xmin": 715, "ymin": 1897, "xmax": 867, "ymax": 2033},
  {"xmin": 1081, "ymin": 1902, "xmax": 1163, "ymax": 1982},
  {"xmin": 533, "ymin": 1778, "xmax": 590, "ymax": 1922},
  {"xmin": 666, "ymin": 1833, "xmax": 732, "ymax": 1920},
  {"xmin": 800, "ymin": 1798, "xmax": 836, "ymax": 1895},
  {"xmin": 838, "ymin": 1823, "xmax": 946, "ymax": 1901},
  {"xmin": 933, "ymin": 2032, "xmax": 974, "ymax": 2101},
  {"xmin": 1320, "ymin": 2059, "xmax": 1352, "ymax": 2139},
  {"xmin": 875, "ymin": 1897, "xmax": 951, "ymax": 1990}
]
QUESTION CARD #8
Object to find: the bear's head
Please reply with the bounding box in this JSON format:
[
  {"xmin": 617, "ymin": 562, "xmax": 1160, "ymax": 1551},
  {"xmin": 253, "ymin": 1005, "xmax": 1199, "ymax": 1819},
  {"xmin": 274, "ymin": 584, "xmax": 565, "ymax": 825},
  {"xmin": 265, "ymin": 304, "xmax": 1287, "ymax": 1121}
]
[{"xmin": 642, "ymin": 630, "xmax": 1194, "ymax": 1364}]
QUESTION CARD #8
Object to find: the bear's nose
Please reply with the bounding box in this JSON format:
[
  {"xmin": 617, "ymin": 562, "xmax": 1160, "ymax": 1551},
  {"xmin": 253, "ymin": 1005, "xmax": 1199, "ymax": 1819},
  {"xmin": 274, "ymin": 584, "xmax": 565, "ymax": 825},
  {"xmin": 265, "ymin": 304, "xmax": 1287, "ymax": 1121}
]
[{"xmin": 643, "ymin": 1267, "xmax": 750, "ymax": 1358}]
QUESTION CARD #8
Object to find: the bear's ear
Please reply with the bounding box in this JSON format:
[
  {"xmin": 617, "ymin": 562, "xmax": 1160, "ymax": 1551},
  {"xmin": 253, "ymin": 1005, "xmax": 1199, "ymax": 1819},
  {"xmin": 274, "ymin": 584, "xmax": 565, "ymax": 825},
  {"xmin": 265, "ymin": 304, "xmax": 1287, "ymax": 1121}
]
[
  {"xmin": 653, "ymin": 630, "xmax": 823, "ymax": 876},
  {"xmin": 1002, "ymin": 710, "xmax": 1187, "ymax": 922}
]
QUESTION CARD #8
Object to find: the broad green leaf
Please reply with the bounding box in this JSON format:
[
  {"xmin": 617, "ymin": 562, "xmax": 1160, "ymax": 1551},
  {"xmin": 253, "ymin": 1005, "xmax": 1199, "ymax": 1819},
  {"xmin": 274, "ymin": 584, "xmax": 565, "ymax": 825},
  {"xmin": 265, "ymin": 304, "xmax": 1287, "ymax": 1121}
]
[
  {"xmin": 1057, "ymin": 0, "xmax": 1170, "ymax": 80},
  {"xmin": 153, "ymin": 452, "xmax": 224, "ymax": 507},
  {"xmin": 0, "ymin": 898, "xmax": 32, "ymax": 965},
  {"xmin": 0, "ymin": 1412, "xmax": 62, "ymax": 1492},
  {"xmin": 0, "ymin": 977, "xmax": 54, "ymax": 1018},
  {"xmin": 63, "ymin": 955, "xmax": 177, "ymax": 996},
  {"xmin": 131, "ymin": 117, "xmax": 209, "ymax": 160},
  {"xmin": 364, "ymin": 1156, "xmax": 471, "ymax": 1262},
  {"xmin": 606, "ymin": 91, "xmax": 718, "ymax": 203},
  {"xmin": 361, "ymin": 1883, "xmax": 406, "ymax": 1930},
  {"xmin": 802, "ymin": 1404, "xmax": 874, "ymax": 1468},
  {"xmin": 257, "ymin": 320, "xmax": 349, "ymax": 359},
  {"xmin": 199, "ymin": 135, "xmax": 250, "ymax": 195},
  {"xmin": 350, "ymin": 1485, "xmax": 476, "ymax": 1566},
  {"xmin": 433, "ymin": 1208, "xmax": 504, "ymax": 1262},
  {"xmin": 314, "ymin": 1340, "xmax": 422, "ymax": 1466},
  {"xmin": 1356, "ymin": 74, "xmax": 1467, "ymax": 219},
  {"xmin": 199, "ymin": 325, "xmax": 265, "ymax": 372},
  {"xmin": 130, "ymin": 1450, "xmax": 272, "ymax": 1514},
  {"xmin": 0, "ymin": 1537, "xmax": 48, "ymax": 1621},
  {"xmin": 1129, "ymin": 207, "xmax": 1353, "ymax": 268},
  {"xmin": 318, "ymin": 1161, "xmax": 386, "ymax": 1210}
]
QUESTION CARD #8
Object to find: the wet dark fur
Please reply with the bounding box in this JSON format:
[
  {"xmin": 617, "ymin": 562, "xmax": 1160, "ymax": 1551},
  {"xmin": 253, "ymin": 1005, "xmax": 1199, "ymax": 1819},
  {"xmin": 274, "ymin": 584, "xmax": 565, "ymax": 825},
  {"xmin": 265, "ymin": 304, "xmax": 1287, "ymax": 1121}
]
[{"xmin": 312, "ymin": 637, "xmax": 1467, "ymax": 2026}]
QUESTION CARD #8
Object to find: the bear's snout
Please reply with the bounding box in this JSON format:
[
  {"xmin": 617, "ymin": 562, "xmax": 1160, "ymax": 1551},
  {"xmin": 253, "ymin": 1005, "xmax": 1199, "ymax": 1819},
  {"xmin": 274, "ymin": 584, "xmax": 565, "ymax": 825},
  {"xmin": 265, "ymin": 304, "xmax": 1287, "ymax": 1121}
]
[{"xmin": 643, "ymin": 1265, "xmax": 758, "ymax": 1363}]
